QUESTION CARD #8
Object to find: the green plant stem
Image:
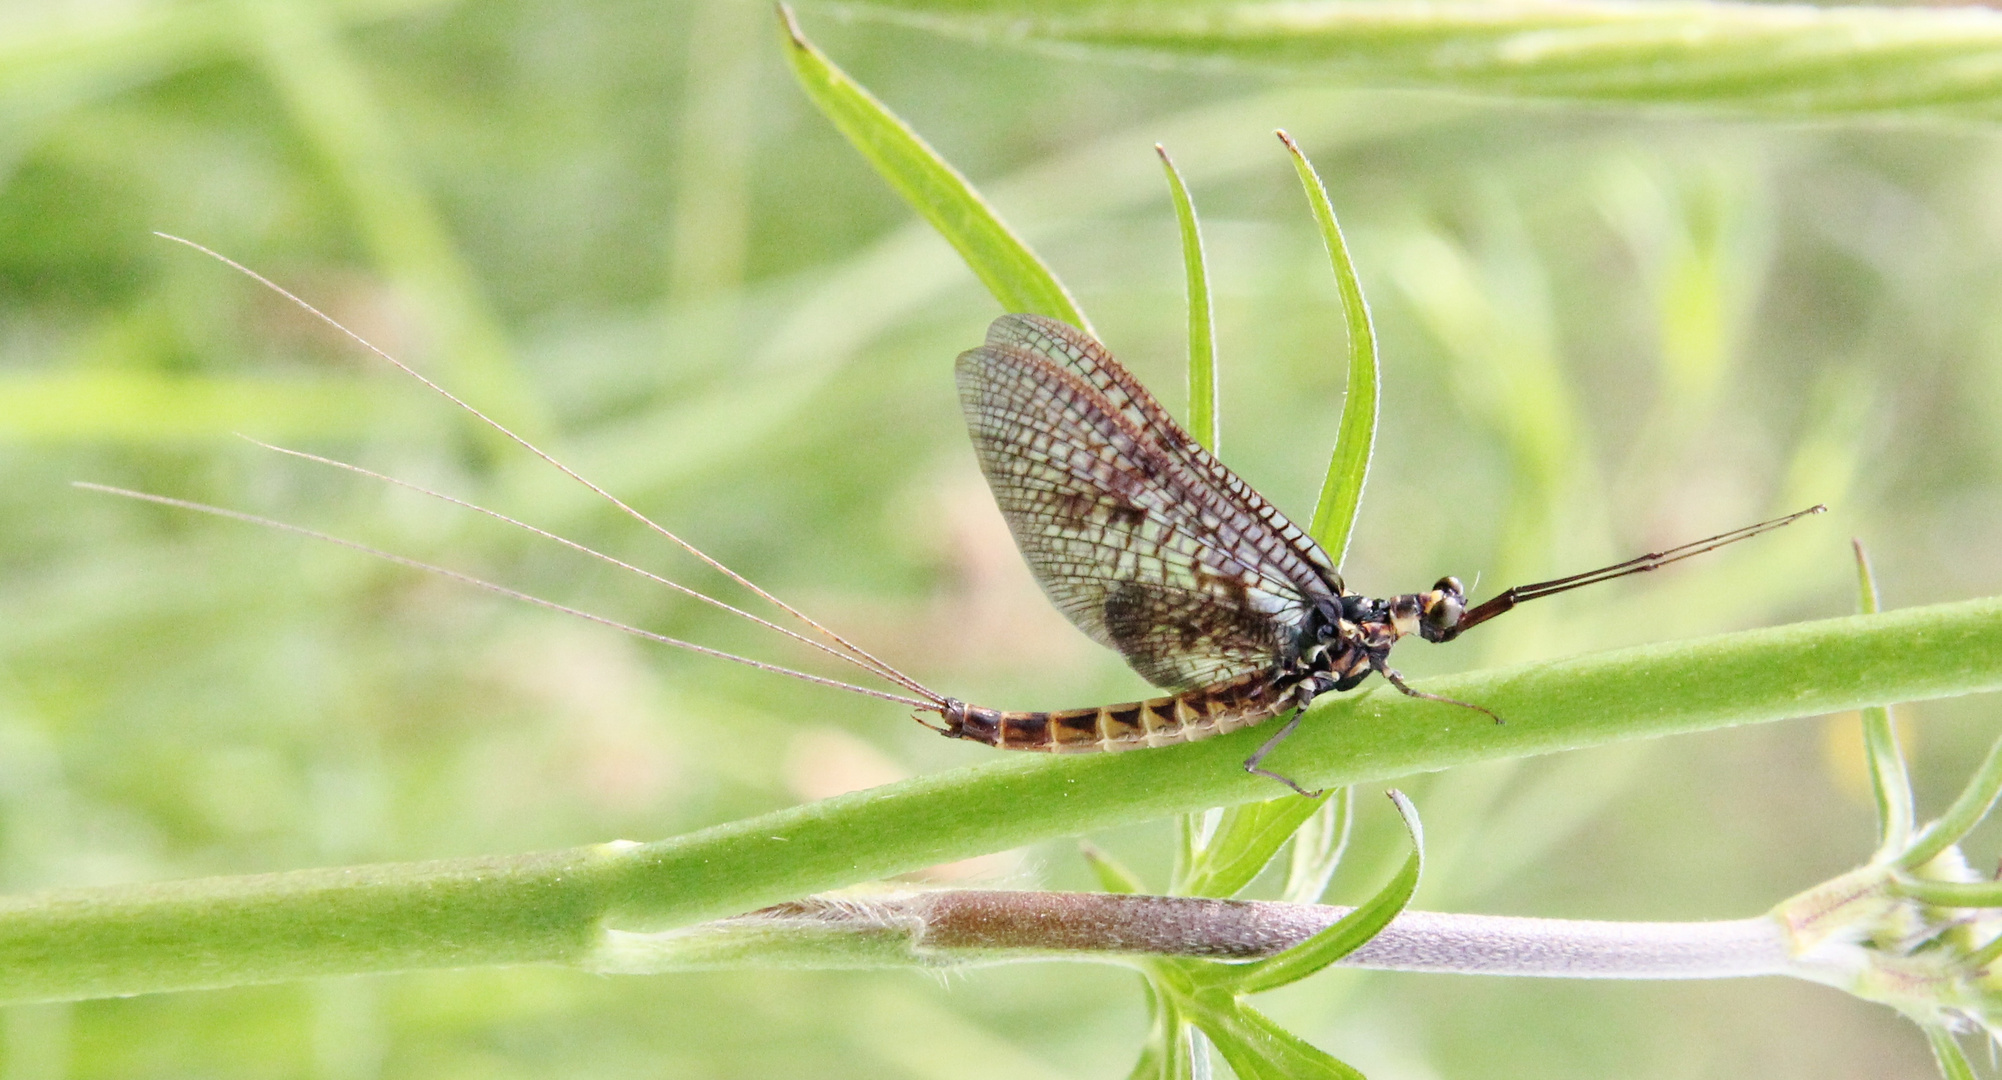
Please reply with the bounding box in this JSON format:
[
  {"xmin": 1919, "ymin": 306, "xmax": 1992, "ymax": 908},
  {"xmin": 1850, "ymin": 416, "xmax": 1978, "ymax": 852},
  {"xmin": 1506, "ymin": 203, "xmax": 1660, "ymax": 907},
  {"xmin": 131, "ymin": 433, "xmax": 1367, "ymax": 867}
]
[
  {"xmin": 3, "ymin": 596, "xmax": 2001, "ymax": 1003},
  {"xmin": 0, "ymin": 848, "xmax": 622, "ymax": 1003},
  {"xmin": 846, "ymin": 0, "xmax": 2002, "ymax": 119}
]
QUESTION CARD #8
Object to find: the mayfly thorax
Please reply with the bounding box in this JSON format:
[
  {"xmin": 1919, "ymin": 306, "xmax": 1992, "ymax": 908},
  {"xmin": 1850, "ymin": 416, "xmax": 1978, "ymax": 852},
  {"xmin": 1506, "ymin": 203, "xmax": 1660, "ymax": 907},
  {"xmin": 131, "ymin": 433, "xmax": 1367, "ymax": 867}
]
[{"xmin": 84, "ymin": 237, "xmax": 1824, "ymax": 796}]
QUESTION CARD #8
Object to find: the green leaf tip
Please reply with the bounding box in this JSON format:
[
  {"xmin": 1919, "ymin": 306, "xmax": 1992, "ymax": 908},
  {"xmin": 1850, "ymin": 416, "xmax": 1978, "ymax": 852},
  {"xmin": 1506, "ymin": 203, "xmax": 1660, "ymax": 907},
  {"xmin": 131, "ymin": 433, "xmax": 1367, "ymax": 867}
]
[
  {"xmin": 778, "ymin": 4, "xmax": 1091, "ymax": 333},
  {"xmin": 1157, "ymin": 141, "xmax": 1219, "ymax": 456},
  {"xmin": 1279, "ymin": 129, "xmax": 1379, "ymax": 569},
  {"xmin": 1080, "ymin": 840, "xmax": 1148, "ymax": 895},
  {"xmin": 775, "ymin": 2, "xmax": 803, "ymax": 47}
]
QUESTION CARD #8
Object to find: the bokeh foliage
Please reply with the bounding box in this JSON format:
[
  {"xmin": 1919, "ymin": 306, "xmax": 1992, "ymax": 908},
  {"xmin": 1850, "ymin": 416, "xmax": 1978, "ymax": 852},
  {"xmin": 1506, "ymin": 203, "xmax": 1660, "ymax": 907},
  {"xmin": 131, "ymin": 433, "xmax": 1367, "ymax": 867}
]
[{"xmin": 4, "ymin": 0, "xmax": 2002, "ymax": 1076}]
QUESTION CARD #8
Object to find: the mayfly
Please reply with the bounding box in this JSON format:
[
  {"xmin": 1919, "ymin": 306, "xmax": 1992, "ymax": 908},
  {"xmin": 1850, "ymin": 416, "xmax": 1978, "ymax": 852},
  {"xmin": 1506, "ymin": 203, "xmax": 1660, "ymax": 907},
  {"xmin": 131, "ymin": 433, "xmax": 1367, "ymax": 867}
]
[{"xmin": 86, "ymin": 239, "xmax": 1823, "ymax": 795}]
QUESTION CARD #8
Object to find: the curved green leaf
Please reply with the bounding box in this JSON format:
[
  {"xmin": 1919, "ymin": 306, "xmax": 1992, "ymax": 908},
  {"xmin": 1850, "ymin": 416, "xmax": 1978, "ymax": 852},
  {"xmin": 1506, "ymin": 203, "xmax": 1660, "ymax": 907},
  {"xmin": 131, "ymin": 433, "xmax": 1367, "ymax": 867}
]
[
  {"xmin": 778, "ymin": 5, "xmax": 1090, "ymax": 331},
  {"xmin": 1229, "ymin": 790, "xmax": 1421, "ymax": 995},
  {"xmin": 1282, "ymin": 131, "xmax": 1378, "ymax": 565},
  {"xmin": 1158, "ymin": 143, "xmax": 1217, "ymax": 453}
]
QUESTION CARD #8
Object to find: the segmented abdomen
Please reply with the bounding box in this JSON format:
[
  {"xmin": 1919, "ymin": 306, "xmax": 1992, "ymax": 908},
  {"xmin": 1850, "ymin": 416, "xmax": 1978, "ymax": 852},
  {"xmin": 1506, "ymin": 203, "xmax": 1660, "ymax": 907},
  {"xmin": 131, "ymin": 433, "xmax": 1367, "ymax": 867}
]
[{"xmin": 941, "ymin": 669, "xmax": 1294, "ymax": 754}]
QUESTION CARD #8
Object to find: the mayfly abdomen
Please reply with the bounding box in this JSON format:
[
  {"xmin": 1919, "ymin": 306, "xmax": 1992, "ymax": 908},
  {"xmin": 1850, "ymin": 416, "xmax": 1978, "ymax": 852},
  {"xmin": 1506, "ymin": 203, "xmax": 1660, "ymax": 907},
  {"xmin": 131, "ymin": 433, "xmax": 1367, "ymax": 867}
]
[{"xmin": 942, "ymin": 669, "xmax": 1293, "ymax": 754}]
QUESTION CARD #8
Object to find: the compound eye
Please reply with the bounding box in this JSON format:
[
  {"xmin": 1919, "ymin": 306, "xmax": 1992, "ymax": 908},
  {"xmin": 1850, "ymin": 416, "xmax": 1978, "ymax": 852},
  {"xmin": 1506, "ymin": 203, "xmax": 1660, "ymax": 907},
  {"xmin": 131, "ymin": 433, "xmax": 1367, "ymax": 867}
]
[
  {"xmin": 1433, "ymin": 575, "xmax": 1465, "ymax": 598},
  {"xmin": 1420, "ymin": 588, "xmax": 1465, "ymax": 639}
]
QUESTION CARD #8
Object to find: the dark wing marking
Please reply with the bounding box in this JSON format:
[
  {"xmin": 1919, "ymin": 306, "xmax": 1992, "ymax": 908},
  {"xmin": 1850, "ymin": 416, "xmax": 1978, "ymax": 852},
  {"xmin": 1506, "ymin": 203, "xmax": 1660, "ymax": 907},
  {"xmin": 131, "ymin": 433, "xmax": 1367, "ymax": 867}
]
[
  {"xmin": 957, "ymin": 320, "xmax": 1340, "ymax": 691},
  {"xmin": 1100, "ymin": 580, "xmax": 1300, "ymax": 689}
]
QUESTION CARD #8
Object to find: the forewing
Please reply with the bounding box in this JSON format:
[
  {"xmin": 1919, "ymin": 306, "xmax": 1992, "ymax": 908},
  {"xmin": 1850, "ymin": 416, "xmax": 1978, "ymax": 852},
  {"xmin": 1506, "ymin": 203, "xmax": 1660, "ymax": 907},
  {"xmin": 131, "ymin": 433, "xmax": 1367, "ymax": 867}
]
[
  {"xmin": 984, "ymin": 314, "xmax": 1341, "ymax": 591},
  {"xmin": 956, "ymin": 330, "xmax": 1333, "ymax": 691}
]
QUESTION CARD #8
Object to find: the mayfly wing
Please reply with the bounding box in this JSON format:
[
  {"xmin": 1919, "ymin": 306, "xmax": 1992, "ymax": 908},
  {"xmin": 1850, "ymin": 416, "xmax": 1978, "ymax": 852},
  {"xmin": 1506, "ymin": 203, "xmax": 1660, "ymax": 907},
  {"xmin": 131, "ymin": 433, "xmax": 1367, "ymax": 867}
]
[
  {"xmin": 984, "ymin": 315, "xmax": 1341, "ymax": 588},
  {"xmin": 956, "ymin": 316, "xmax": 1340, "ymax": 692}
]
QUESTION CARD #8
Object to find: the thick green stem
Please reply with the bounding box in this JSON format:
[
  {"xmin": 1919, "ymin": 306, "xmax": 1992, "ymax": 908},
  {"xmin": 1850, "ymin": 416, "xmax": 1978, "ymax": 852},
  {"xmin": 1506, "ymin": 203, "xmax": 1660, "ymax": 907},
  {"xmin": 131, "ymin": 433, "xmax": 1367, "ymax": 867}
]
[
  {"xmin": 0, "ymin": 848, "xmax": 625, "ymax": 1002},
  {"xmin": 2, "ymin": 597, "xmax": 2000, "ymax": 1003}
]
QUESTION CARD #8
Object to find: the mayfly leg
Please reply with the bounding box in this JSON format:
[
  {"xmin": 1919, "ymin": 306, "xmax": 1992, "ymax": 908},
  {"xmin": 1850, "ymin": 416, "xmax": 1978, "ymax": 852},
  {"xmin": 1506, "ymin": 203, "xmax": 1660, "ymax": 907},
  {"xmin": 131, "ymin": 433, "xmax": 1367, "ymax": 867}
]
[
  {"xmin": 149, "ymin": 233, "xmax": 942, "ymax": 707},
  {"xmin": 1242, "ymin": 711, "xmax": 1319, "ymax": 798}
]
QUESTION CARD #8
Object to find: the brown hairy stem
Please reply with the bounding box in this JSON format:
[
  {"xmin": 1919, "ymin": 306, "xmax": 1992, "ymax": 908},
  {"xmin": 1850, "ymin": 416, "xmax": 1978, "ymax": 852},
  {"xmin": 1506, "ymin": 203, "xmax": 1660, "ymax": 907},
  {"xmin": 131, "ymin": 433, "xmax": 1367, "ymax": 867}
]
[{"xmin": 733, "ymin": 890, "xmax": 1791, "ymax": 979}]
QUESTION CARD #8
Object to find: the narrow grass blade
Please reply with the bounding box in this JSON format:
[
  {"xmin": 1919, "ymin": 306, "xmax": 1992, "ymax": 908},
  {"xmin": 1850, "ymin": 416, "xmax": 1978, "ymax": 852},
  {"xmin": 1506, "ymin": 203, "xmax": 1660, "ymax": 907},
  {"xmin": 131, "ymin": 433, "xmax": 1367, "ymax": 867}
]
[
  {"xmin": 1280, "ymin": 131, "xmax": 1377, "ymax": 565},
  {"xmin": 1158, "ymin": 143, "xmax": 1217, "ymax": 454},
  {"xmin": 1900, "ymin": 731, "xmax": 2002, "ymax": 871},
  {"xmin": 1854, "ymin": 540, "xmax": 1915, "ymax": 856},
  {"xmin": 1230, "ymin": 790, "xmax": 1421, "ymax": 995},
  {"xmin": 778, "ymin": 5, "xmax": 1090, "ymax": 332},
  {"xmin": 1178, "ymin": 791, "xmax": 1333, "ymax": 899}
]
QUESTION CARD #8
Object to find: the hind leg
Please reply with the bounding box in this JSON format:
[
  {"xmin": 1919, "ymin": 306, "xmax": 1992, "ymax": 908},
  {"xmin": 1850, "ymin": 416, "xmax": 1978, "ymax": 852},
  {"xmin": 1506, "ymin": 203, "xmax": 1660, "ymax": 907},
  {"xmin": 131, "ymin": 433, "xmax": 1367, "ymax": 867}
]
[{"xmin": 1242, "ymin": 709, "xmax": 1320, "ymax": 797}]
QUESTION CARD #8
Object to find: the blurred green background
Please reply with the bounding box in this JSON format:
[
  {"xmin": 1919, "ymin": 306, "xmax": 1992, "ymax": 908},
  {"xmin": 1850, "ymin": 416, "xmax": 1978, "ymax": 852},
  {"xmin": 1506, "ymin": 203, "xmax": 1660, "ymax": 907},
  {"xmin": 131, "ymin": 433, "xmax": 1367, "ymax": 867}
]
[{"xmin": 4, "ymin": 0, "xmax": 2000, "ymax": 1076}]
